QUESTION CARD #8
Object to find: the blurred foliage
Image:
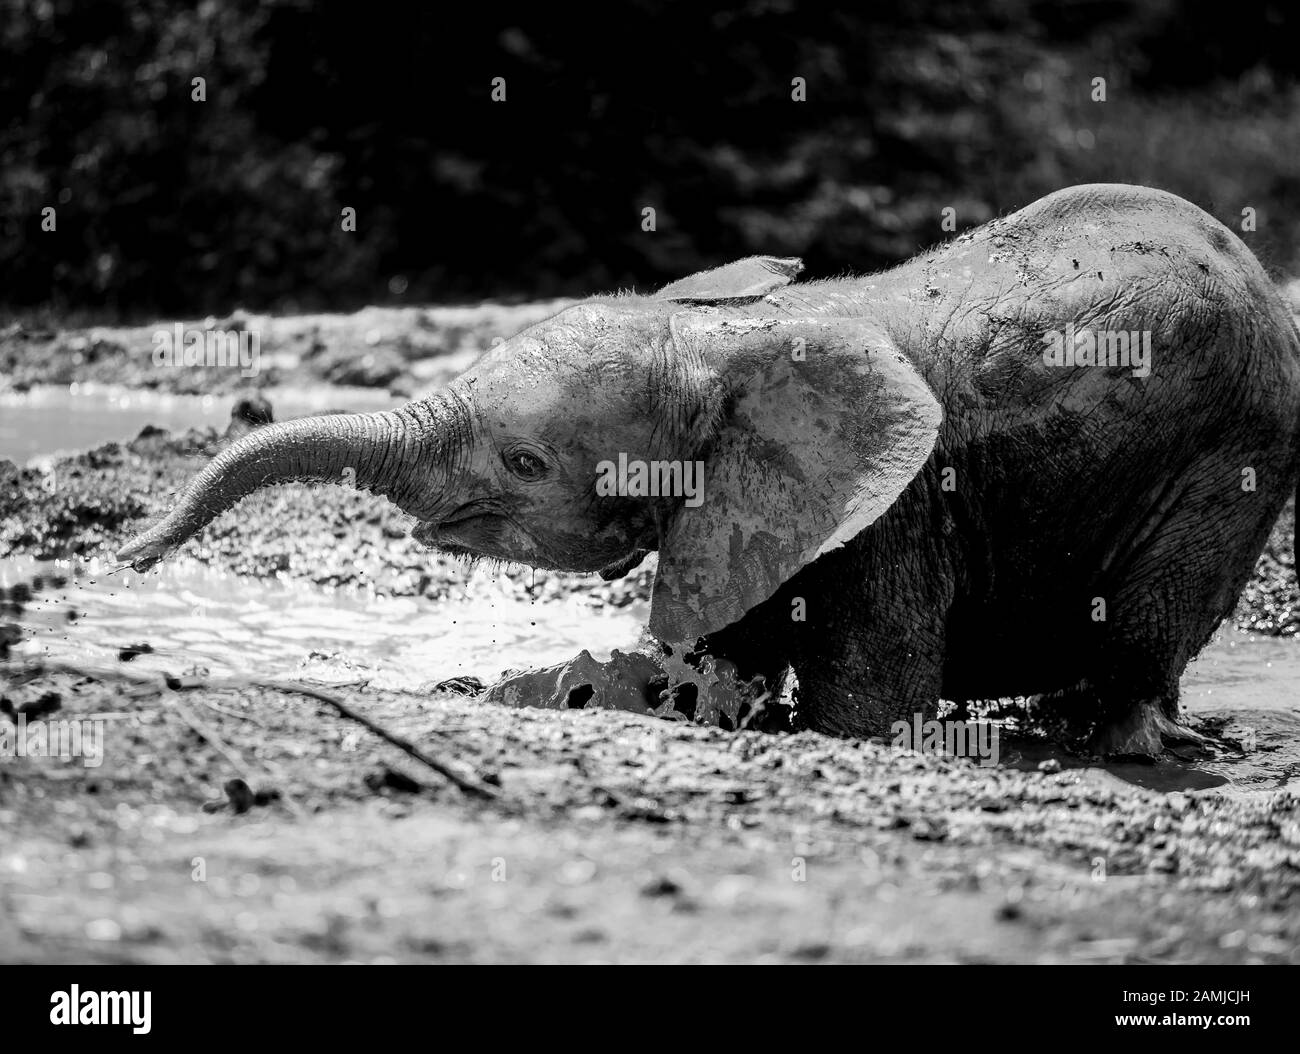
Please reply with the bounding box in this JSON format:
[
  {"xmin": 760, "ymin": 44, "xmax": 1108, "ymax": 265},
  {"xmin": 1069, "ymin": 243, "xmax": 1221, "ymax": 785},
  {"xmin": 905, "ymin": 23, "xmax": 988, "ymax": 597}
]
[{"xmin": 1, "ymin": 0, "xmax": 1297, "ymax": 317}]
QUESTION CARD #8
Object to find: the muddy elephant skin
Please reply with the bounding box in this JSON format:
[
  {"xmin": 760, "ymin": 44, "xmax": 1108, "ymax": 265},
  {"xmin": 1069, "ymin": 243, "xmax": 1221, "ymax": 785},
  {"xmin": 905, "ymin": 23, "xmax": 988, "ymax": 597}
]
[{"xmin": 117, "ymin": 184, "xmax": 1300, "ymax": 756}]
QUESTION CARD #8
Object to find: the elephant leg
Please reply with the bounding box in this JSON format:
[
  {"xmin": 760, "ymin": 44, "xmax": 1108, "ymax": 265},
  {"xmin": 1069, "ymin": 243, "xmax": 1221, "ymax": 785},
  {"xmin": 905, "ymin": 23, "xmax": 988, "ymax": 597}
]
[
  {"xmin": 1019, "ymin": 592, "xmax": 1228, "ymax": 757},
  {"xmin": 785, "ymin": 542, "xmax": 953, "ymax": 738},
  {"xmin": 1088, "ymin": 688, "xmax": 1215, "ymax": 757},
  {"xmin": 790, "ymin": 609, "xmax": 948, "ymax": 737},
  {"xmin": 1079, "ymin": 592, "xmax": 1219, "ymax": 758},
  {"xmin": 1028, "ymin": 656, "xmax": 1213, "ymax": 758},
  {"xmin": 1084, "ymin": 540, "xmax": 1248, "ymax": 757},
  {"xmin": 1087, "ymin": 446, "xmax": 1292, "ymax": 757}
]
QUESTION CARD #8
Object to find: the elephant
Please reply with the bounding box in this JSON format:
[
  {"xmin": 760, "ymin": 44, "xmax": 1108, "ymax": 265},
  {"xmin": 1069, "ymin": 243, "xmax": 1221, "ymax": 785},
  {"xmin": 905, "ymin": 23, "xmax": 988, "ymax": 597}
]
[{"xmin": 117, "ymin": 183, "xmax": 1300, "ymax": 757}]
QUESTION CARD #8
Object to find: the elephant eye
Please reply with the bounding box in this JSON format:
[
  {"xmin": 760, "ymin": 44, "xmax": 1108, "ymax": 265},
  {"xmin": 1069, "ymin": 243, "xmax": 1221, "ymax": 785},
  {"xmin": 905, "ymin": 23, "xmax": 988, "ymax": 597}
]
[{"xmin": 504, "ymin": 448, "xmax": 547, "ymax": 481}]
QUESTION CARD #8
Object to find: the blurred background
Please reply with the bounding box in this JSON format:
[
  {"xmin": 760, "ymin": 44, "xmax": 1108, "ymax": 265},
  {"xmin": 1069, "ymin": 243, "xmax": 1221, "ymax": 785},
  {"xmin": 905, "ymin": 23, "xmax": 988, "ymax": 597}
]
[{"xmin": 1, "ymin": 0, "xmax": 1298, "ymax": 319}]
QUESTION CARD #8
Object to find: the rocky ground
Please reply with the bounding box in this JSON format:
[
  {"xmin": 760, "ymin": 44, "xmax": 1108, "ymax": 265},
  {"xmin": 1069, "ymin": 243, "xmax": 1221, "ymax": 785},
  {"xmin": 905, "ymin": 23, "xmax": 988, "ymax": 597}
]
[{"xmin": 1, "ymin": 309, "xmax": 1299, "ymax": 964}]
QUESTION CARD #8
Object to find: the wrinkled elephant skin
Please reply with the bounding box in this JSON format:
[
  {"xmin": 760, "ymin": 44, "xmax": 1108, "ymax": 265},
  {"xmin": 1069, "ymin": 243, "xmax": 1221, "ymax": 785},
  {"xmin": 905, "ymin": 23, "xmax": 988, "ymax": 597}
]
[{"xmin": 118, "ymin": 184, "xmax": 1300, "ymax": 757}]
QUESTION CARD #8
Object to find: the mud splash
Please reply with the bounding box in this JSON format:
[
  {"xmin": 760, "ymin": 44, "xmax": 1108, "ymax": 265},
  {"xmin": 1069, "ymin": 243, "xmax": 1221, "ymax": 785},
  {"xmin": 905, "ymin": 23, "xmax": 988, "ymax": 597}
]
[{"xmin": 0, "ymin": 555, "xmax": 646, "ymax": 690}]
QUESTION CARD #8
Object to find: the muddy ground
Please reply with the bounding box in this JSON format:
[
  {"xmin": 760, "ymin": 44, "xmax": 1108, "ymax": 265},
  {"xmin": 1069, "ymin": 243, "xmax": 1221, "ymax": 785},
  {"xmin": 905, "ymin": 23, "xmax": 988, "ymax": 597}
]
[{"xmin": 2, "ymin": 311, "xmax": 1299, "ymax": 963}]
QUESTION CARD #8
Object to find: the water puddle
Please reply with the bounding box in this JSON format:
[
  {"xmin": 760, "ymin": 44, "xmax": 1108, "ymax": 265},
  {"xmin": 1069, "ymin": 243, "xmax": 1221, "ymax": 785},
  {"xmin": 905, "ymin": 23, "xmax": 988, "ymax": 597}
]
[
  {"xmin": 0, "ymin": 556, "xmax": 646, "ymax": 691},
  {"xmin": 2, "ymin": 552, "xmax": 1296, "ymax": 795},
  {"xmin": 0, "ymin": 384, "xmax": 402, "ymax": 464},
  {"xmin": 999, "ymin": 626, "xmax": 1300, "ymax": 795},
  {"xmin": 1181, "ymin": 627, "xmax": 1300, "ymax": 714}
]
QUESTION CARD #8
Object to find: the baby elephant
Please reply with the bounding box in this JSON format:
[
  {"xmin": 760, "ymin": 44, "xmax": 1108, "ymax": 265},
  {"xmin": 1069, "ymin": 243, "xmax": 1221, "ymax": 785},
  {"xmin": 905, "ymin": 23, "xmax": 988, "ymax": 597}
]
[{"xmin": 118, "ymin": 183, "xmax": 1300, "ymax": 757}]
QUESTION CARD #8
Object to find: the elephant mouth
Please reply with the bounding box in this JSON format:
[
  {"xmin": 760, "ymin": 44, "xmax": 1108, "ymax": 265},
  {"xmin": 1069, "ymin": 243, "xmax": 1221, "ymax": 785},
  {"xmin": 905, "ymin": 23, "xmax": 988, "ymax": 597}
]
[
  {"xmin": 412, "ymin": 509, "xmax": 498, "ymax": 551},
  {"xmin": 411, "ymin": 521, "xmax": 442, "ymax": 548},
  {"xmin": 413, "ymin": 509, "xmax": 651, "ymax": 578}
]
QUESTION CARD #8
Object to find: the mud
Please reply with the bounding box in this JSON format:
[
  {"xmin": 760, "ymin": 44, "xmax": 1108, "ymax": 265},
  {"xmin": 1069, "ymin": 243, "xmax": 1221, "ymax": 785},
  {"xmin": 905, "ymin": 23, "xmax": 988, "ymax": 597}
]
[
  {"xmin": 2, "ymin": 308, "xmax": 1299, "ymax": 963},
  {"xmin": 1, "ymin": 661, "xmax": 1297, "ymax": 963}
]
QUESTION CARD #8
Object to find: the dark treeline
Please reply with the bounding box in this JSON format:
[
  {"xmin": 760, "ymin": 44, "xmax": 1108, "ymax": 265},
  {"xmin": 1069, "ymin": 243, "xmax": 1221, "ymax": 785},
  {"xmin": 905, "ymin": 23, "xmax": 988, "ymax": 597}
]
[{"xmin": 1, "ymin": 0, "xmax": 1297, "ymax": 318}]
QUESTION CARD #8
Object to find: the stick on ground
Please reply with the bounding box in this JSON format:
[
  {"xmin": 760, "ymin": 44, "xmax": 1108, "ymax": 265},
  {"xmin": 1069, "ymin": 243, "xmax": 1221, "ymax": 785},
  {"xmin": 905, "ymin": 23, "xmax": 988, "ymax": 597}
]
[{"xmin": 253, "ymin": 679, "xmax": 502, "ymax": 800}]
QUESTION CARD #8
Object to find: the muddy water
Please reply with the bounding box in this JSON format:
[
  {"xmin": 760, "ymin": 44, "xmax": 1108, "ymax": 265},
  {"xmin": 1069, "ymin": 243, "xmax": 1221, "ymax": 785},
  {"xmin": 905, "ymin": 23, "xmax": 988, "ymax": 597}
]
[
  {"xmin": 996, "ymin": 628, "xmax": 1300, "ymax": 795},
  {"xmin": 0, "ymin": 556, "xmax": 646, "ymax": 690},
  {"xmin": 0, "ymin": 384, "xmax": 402, "ymax": 464},
  {"xmin": 2, "ymin": 553, "xmax": 1297, "ymax": 794},
  {"xmin": 1173, "ymin": 629, "xmax": 1300, "ymax": 793}
]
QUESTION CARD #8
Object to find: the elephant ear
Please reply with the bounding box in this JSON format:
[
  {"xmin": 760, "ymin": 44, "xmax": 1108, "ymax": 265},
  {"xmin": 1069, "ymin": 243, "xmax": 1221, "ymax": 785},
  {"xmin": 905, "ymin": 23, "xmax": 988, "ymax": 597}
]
[
  {"xmin": 655, "ymin": 256, "xmax": 804, "ymax": 302},
  {"xmin": 649, "ymin": 315, "xmax": 941, "ymax": 645}
]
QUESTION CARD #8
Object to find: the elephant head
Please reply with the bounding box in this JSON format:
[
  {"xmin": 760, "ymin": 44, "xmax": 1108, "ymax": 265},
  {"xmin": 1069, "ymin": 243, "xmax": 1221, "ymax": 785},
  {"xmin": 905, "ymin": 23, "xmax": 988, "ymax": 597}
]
[{"xmin": 117, "ymin": 257, "xmax": 942, "ymax": 646}]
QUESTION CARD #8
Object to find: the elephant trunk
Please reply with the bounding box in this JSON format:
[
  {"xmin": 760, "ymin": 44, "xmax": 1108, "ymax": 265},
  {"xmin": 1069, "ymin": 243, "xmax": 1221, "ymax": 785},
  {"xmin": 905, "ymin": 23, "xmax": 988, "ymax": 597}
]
[{"xmin": 115, "ymin": 397, "xmax": 465, "ymax": 570}]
